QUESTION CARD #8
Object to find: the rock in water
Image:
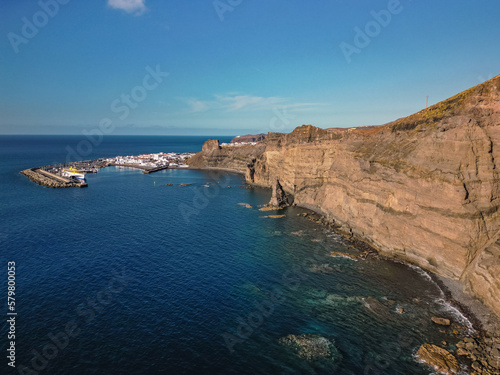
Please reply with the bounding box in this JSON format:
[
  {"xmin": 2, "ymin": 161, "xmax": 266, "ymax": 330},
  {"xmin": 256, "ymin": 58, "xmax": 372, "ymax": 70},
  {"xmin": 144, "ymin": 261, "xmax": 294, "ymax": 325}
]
[
  {"xmin": 417, "ymin": 344, "xmax": 460, "ymax": 374},
  {"xmin": 279, "ymin": 334, "xmax": 341, "ymax": 361},
  {"xmin": 363, "ymin": 297, "xmax": 392, "ymax": 320},
  {"xmin": 269, "ymin": 178, "xmax": 290, "ymax": 207},
  {"xmin": 432, "ymin": 316, "xmax": 451, "ymax": 326}
]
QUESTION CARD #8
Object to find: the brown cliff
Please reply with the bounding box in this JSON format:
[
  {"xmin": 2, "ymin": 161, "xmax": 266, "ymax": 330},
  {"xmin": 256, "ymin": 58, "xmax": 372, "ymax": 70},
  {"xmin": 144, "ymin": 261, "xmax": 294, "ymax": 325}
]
[
  {"xmin": 230, "ymin": 133, "xmax": 267, "ymax": 143},
  {"xmin": 189, "ymin": 75, "xmax": 500, "ymax": 319},
  {"xmin": 269, "ymin": 178, "xmax": 291, "ymax": 207}
]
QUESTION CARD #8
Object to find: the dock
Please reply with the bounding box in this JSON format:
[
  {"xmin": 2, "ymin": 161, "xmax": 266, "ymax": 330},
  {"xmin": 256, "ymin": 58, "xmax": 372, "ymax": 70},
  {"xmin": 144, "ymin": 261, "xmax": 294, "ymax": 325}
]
[
  {"xmin": 143, "ymin": 165, "xmax": 169, "ymax": 174},
  {"xmin": 110, "ymin": 163, "xmax": 169, "ymax": 174}
]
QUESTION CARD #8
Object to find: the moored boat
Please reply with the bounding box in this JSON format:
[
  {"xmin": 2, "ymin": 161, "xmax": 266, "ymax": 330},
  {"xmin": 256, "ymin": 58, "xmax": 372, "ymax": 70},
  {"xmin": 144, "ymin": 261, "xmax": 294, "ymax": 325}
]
[{"xmin": 62, "ymin": 166, "xmax": 86, "ymax": 181}]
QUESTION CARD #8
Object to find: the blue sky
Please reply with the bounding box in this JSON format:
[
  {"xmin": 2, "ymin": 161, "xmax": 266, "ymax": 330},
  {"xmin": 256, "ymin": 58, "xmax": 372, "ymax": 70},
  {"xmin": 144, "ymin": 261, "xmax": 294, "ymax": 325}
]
[{"xmin": 1, "ymin": 0, "xmax": 499, "ymax": 135}]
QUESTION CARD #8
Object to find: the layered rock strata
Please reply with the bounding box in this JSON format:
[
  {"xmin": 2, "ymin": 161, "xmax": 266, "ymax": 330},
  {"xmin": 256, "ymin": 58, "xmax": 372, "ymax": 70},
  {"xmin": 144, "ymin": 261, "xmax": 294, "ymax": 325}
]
[{"xmin": 188, "ymin": 75, "xmax": 500, "ymax": 319}]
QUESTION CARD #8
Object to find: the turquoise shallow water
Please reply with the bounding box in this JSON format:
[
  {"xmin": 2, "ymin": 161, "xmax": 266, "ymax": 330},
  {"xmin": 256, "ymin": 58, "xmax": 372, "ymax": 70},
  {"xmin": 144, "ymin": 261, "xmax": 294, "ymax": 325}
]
[{"xmin": 0, "ymin": 135, "xmax": 472, "ymax": 374}]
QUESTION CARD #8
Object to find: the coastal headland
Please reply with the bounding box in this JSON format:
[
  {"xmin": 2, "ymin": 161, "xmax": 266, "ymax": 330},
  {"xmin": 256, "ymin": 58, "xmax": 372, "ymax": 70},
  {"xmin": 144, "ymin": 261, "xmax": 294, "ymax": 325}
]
[{"xmin": 188, "ymin": 75, "xmax": 500, "ymax": 373}]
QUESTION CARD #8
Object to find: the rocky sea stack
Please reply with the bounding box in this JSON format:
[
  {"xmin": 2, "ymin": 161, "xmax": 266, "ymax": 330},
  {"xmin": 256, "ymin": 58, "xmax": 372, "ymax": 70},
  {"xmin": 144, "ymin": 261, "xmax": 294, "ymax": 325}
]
[{"xmin": 269, "ymin": 178, "xmax": 291, "ymax": 207}]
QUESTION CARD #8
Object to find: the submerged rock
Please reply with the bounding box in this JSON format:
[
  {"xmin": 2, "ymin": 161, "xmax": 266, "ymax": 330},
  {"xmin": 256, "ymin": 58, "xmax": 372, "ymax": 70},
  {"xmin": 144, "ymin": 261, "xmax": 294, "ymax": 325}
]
[
  {"xmin": 432, "ymin": 316, "xmax": 452, "ymax": 326},
  {"xmin": 417, "ymin": 344, "xmax": 460, "ymax": 374},
  {"xmin": 363, "ymin": 297, "xmax": 392, "ymax": 320},
  {"xmin": 237, "ymin": 203, "xmax": 253, "ymax": 208},
  {"xmin": 259, "ymin": 205, "xmax": 280, "ymax": 211},
  {"xmin": 279, "ymin": 334, "xmax": 341, "ymax": 361},
  {"xmin": 330, "ymin": 251, "xmax": 360, "ymax": 260},
  {"xmin": 309, "ymin": 263, "xmax": 335, "ymax": 274}
]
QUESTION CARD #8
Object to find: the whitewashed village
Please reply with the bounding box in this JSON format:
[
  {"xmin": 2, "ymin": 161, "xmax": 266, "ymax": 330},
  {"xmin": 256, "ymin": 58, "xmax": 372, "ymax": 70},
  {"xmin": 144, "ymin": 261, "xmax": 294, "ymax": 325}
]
[{"xmin": 109, "ymin": 152, "xmax": 195, "ymax": 168}]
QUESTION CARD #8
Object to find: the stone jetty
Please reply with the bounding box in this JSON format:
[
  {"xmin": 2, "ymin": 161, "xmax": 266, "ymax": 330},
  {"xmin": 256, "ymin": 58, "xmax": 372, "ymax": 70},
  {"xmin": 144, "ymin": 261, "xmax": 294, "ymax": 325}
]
[{"xmin": 20, "ymin": 168, "xmax": 87, "ymax": 188}]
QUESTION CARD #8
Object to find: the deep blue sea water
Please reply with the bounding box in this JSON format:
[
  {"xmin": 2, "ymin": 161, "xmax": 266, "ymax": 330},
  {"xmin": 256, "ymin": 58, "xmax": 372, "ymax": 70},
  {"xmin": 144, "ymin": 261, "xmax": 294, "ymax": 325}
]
[{"xmin": 0, "ymin": 135, "xmax": 473, "ymax": 374}]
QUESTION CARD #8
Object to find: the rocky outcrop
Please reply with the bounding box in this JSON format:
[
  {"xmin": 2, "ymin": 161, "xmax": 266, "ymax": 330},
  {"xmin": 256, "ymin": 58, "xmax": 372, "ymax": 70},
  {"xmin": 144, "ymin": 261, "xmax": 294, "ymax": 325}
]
[
  {"xmin": 189, "ymin": 139, "xmax": 265, "ymax": 173},
  {"xmin": 456, "ymin": 335, "xmax": 500, "ymax": 374},
  {"xmin": 279, "ymin": 334, "xmax": 340, "ymax": 361},
  {"xmin": 432, "ymin": 317, "xmax": 452, "ymax": 326},
  {"xmin": 231, "ymin": 134, "xmax": 266, "ymax": 143},
  {"xmin": 189, "ymin": 75, "xmax": 500, "ymax": 319},
  {"xmin": 269, "ymin": 178, "xmax": 291, "ymax": 207},
  {"xmin": 202, "ymin": 138, "xmax": 221, "ymax": 153},
  {"xmin": 417, "ymin": 344, "xmax": 460, "ymax": 374}
]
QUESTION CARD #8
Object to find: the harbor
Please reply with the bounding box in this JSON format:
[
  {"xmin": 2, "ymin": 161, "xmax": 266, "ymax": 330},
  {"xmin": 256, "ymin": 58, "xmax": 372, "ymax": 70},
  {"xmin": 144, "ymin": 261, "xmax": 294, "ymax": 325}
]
[{"xmin": 20, "ymin": 152, "xmax": 195, "ymax": 188}]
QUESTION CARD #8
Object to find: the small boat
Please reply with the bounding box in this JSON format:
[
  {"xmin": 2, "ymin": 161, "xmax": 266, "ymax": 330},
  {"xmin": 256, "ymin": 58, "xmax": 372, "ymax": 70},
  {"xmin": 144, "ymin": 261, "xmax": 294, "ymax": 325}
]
[{"xmin": 62, "ymin": 166, "xmax": 87, "ymax": 181}]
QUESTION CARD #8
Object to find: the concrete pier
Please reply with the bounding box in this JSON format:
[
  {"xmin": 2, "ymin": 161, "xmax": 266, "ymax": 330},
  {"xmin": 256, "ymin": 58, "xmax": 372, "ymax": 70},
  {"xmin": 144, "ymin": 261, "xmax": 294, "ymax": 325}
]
[{"xmin": 143, "ymin": 165, "xmax": 169, "ymax": 174}]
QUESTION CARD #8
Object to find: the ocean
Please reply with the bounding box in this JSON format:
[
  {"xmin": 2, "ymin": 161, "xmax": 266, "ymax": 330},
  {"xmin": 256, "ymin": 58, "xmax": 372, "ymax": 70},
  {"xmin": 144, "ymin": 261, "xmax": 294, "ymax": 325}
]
[{"xmin": 0, "ymin": 135, "xmax": 472, "ymax": 374}]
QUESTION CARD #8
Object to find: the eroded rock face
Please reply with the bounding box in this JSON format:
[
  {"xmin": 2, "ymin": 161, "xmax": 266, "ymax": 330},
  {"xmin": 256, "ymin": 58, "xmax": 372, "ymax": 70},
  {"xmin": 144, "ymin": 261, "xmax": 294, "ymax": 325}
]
[
  {"xmin": 189, "ymin": 75, "xmax": 500, "ymax": 319},
  {"xmin": 189, "ymin": 139, "xmax": 265, "ymax": 172},
  {"xmin": 269, "ymin": 178, "xmax": 290, "ymax": 207},
  {"xmin": 230, "ymin": 134, "xmax": 266, "ymax": 143},
  {"xmin": 417, "ymin": 344, "xmax": 460, "ymax": 374},
  {"xmin": 202, "ymin": 139, "xmax": 221, "ymax": 153}
]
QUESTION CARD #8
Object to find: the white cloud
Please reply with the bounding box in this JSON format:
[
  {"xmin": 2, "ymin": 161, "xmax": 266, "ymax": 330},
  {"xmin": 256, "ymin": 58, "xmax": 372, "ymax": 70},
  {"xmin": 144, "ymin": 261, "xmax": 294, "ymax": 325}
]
[
  {"xmin": 183, "ymin": 94, "xmax": 306, "ymax": 114},
  {"xmin": 215, "ymin": 95, "xmax": 286, "ymax": 111},
  {"xmin": 108, "ymin": 0, "xmax": 147, "ymax": 15}
]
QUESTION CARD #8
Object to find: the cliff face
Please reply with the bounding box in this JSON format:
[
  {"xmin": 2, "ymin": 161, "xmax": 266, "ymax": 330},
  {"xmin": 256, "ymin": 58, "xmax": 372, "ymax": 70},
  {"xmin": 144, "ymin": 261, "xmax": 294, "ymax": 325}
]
[
  {"xmin": 189, "ymin": 139, "xmax": 265, "ymax": 173},
  {"xmin": 189, "ymin": 75, "xmax": 500, "ymax": 317},
  {"xmin": 230, "ymin": 134, "xmax": 267, "ymax": 143}
]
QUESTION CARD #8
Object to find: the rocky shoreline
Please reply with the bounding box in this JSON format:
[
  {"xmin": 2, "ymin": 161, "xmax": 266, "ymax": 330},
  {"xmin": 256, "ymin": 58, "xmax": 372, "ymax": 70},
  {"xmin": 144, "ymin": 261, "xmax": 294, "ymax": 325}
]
[
  {"xmin": 205, "ymin": 163, "xmax": 500, "ymax": 374},
  {"xmin": 297, "ymin": 208, "xmax": 500, "ymax": 374},
  {"xmin": 188, "ymin": 76, "xmax": 500, "ymax": 329}
]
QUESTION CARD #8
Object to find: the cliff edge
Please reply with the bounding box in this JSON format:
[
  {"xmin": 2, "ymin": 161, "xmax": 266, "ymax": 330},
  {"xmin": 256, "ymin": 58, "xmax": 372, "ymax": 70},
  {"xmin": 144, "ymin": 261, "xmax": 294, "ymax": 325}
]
[{"xmin": 189, "ymin": 75, "xmax": 500, "ymax": 319}]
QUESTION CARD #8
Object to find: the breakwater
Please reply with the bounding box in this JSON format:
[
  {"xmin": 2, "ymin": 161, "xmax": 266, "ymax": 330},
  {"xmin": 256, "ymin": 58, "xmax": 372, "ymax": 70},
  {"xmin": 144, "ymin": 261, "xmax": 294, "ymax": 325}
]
[
  {"xmin": 20, "ymin": 159, "xmax": 108, "ymax": 188},
  {"xmin": 143, "ymin": 165, "xmax": 169, "ymax": 174},
  {"xmin": 20, "ymin": 168, "xmax": 87, "ymax": 188},
  {"xmin": 110, "ymin": 163, "xmax": 169, "ymax": 174}
]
